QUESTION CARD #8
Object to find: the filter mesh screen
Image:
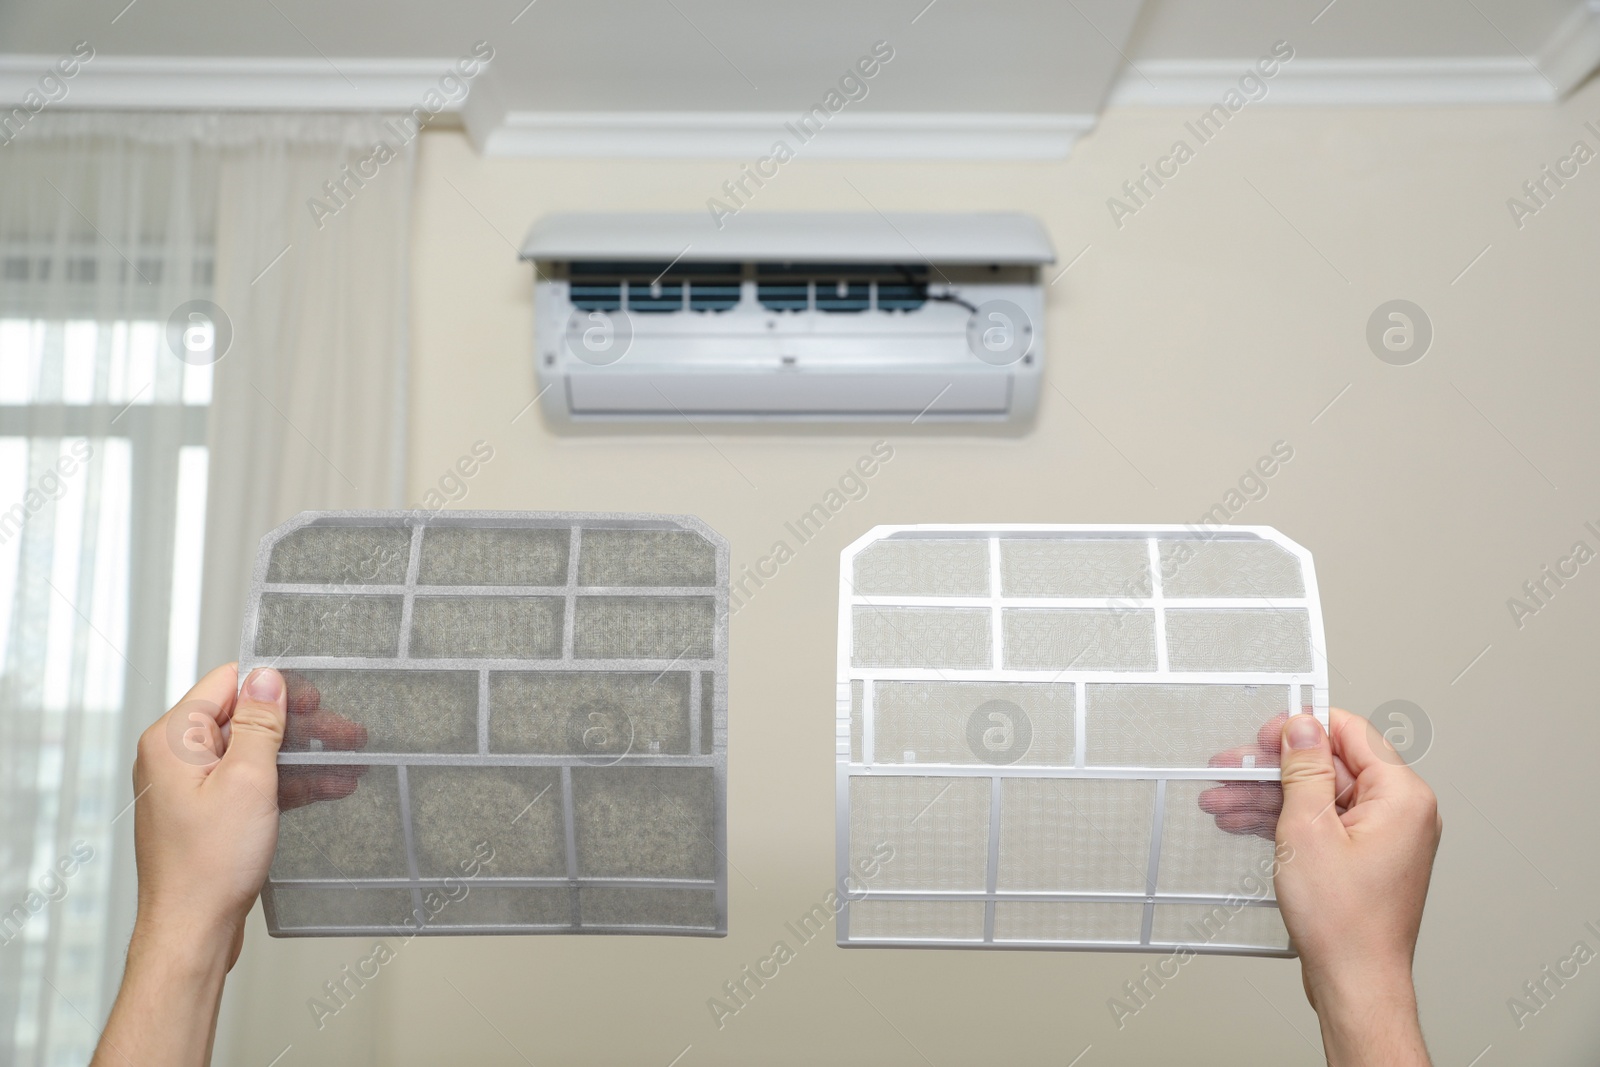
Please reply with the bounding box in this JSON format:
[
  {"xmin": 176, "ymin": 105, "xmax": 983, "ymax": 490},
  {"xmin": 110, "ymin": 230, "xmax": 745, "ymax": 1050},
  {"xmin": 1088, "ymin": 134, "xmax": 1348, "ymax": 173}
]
[
  {"xmin": 999, "ymin": 538, "xmax": 1151, "ymax": 598},
  {"xmin": 849, "ymin": 776, "xmax": 991, "ymax": 891},
  {"xmin": 489, "ymin": 672, "xmax": 692, "ymax": 754},
  {"xmin": 1155, "ymin": 779, "xmax": 1281, "ymax": 895},
  {"xmin": 408, "ymin": 596, "xmax": 565, "ymax": 659},
  {"xmin": 993, "ymin": 901, "xmax": 1145, "ymax": 942},
  {"xmin": 417, "ymin": 526, "xmax": 569, "ymax": 586},
  {"xmin": 872, "ymin": 682, "xmax": 1075, "ymax": 767},
  {"xmin": 1151, "ymin": 903, "xmax": 1291, "ymax": 951},
  {"xmin": 1002, "ymin": 609, "xmax": 1157, "ymax": 671},
  {"xmin": 407, "ymin": 766, "xmax": 567, "ymax": 877},
  {"xmin": 256, "ymin": 594, "xmax": 403, "ymax": 658},
  {"xmin": 272, "ymin": 764, "xmax": 407, "ymax": 880},
  {"xmin": 850, "ymin": 900, "xmax": 987, "ymax": 941},
  {"xmin": 267, "ymin": 525, "xmax": 412, "ymax": 584},
  {"xmin": 429, "ymin": 887, "xmax": 571, "ymax": 927},
  {"xmin": 1158, "ymin": 538, "xmax": 1303, "ymax": 598},
  {"xmin": 272, "ymin": 886, "xmax": 415, "ymax": 929},
  {"xmin": 1085, "ymin": 684, "xmax": 1288, "ymax": 768},
  {"xmin": 243, "ymin": 511, "xmax": 728, "ymax": 938},
  {"xmin": 1165, "ymin": 609, "xmax": 1313, "ymax": 672},
  {"xmin": 851, "ymin": 606, "xmax": 991, "ymax": 669},
  {"xmin": 838, "ymin": 526, "xmax": 1326, "ymax": 956},
  {"xmin": 853, "ymin": 538, "xmax": 990, "ymax": 597},
  {"xmin": 283, "ymin": 669, "xmax": 479, "ymax": 754},
  {"xmin": 996, "ymin": 779, "xmax": 1155, "ymax": 892}
]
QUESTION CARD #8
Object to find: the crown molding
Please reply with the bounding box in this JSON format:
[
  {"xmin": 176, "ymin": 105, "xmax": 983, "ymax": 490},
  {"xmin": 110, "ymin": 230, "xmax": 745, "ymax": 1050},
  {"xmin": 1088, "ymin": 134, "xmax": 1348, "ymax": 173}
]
[
  {"xmin": 0, "ymin": 54, "xmax": 1092, "ymax": 159},
  {"xmin": 474, "ymin": 110, "xmax": 1097, "ymax": 160},
  {"xmin": 1541, "ymin": 0, "xmax": 1600, "ymax": 95},
  {"xmin": 1109, "ymin": 2, "xmax": 1600, "ymax": 106},
  {"xmin": 0, "ymin": 55, "xmax": 458, "ymax": 110},
  {"xmin": 1109, "ymin": 57, "xmax": 1564, "ymax": 106}
]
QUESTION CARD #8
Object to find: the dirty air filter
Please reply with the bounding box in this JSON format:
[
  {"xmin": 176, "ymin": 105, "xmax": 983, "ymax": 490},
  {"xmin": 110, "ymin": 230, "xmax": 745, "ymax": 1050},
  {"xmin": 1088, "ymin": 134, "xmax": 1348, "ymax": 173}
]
[
  {"xmin": 239, "ymin": 510, "xmax": 728, "ymax": 937},
  {"xmin": 836, "ymin": 525, "xmax": 1327, "ymax": 956}
]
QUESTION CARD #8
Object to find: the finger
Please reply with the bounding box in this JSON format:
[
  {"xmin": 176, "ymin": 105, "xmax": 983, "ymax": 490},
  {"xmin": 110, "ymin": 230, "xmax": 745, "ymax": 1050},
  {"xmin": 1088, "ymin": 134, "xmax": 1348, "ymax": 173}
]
[
  {"xmin": 1198, "ymin": 783, "xmax": 1238, "ymax": 814},
  {"xmin": 139, "ymin": 663, "xmax": 240, "ymax": 779},
  {"xmin": 1333, "ymin": 753, "xmax": 1356, "ymax": 808},
  {"xmin": 175, "ymin": 705, "xmax": 225, "ymax": 763},
  {"xmin": 1208, "ymin": 742, "xmax": 1281, "ymax": 770},
  {"xmin": 276, "ymin": 769, "xmax": 316, "ymax": 810},
  {"xmin": 214, "ymin": 667, "xmax": 287, "ymax": 788},
  {"xmin": 1207, "ymin": 740, "xmax": 1258, "ymax": 768},
  {"xmin": 278, "ymin": 766, "xmax": 365, "ymax": 810},
  {"xmin": 174, "ymin": 661, "xmax": 243, "ymax": 726},
  {"xmin": 1255, "ymin": 713, "xmax": 1290, "ymax": 752},
  {"xmin": 1202, "ymin": 783, "xmax": 1283, "ymax": 841},
  {"xmin": 284, "ymin": 710, "xmax": 370, "ymax": 752},
  {"xmin": 1277, "ymin": 713, "xmax": 1346, "ymax": 843},
  {"xmin": 1326, "ymin": 707, "xmax": 1426, "ymax": 797},
  {"xmin": 284, "ymin": 672, "xmax": 324, "ymax": 716},
  {"xmin": 1199, "ymin": 781, "xmax": 1282, "ymax": 817},
  {"xmin": 1216, "ymin": 810, "xmax": 1278, "ymax": 838},
  {"xmin": 282, "ymin": 766, "xmax": 366, "ymax": 808}
]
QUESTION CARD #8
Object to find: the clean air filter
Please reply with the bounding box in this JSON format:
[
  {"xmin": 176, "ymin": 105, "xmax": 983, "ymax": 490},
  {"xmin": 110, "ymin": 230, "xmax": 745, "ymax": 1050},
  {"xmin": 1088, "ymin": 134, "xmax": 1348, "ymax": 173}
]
[
  {"xmin": 239, "ymin": 510, "xmax": 728, "ymax": 938},
  {"xmin": 836, "ymin": 525, "xmax": 1327, "ymax": 956}
]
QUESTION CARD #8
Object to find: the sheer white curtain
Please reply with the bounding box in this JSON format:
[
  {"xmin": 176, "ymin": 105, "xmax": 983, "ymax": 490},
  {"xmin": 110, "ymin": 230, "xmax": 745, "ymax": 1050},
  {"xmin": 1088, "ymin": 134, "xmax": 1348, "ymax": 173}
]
[
  {"xmin": 201, "ymin": 115, "xmax": 414, "ymax": 670},
  {"xmin": 0, "ymin": 113, "xmax": 411, "ymax": 1067},
  {"xmin": 203, "ymin": 118, "xmax": 414, "ymax": 1067}
]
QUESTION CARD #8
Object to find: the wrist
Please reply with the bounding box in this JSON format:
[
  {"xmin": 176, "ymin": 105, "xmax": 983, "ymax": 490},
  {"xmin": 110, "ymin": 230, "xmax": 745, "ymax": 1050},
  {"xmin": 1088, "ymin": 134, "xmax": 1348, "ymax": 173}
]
[
  {"xmin": 96, "ymin": 905, "xmax": 236, "ymax": 1067},
  {"xmin": 1307, "ymin": 963, "xmax": 1428, "ymax": 1067},
  {"xmin": 128, "ymin": 907, "xmax": 238, "ymax": 987},
  {"xmin": 1306, "ymin": 959, "xmax": 1416, "ymax": 1015}
]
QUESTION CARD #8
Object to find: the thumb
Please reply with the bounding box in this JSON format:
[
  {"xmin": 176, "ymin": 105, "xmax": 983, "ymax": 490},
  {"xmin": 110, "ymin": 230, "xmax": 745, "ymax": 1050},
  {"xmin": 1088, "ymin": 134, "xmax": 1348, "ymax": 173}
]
[
  {"xmin": 1277, "ymin": 713, "xmax": 1341, "ymax": 841},
  {"xmin": 219, "ymin": 667, "xmax": 287, "ymax": 783}
]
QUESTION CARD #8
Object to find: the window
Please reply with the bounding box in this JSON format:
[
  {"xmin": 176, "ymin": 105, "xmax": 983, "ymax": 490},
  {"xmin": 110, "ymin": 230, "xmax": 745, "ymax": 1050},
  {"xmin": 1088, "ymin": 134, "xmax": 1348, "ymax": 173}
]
[{"xmin": 0, "ymin": 314, "xmax": 210, "ymax": 1064}]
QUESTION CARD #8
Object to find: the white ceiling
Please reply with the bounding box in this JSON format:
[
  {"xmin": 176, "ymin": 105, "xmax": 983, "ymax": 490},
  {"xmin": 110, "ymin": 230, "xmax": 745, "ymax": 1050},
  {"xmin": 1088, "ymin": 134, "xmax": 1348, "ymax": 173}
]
[
  {"xmin": 0, "ymin": 0, "xmax": 1144, "ymax": 111},
  {"xmin": 1, "ymin": 0, "xmax": 1597, "ymax": 157}
]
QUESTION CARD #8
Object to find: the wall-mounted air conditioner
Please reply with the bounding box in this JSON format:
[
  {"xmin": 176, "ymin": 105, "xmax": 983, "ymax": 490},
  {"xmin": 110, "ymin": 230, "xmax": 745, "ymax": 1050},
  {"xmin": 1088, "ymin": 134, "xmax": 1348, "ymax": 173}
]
[{"xmin": 519, "ymin": 212, "xmax": 1055, "ymax": 427}]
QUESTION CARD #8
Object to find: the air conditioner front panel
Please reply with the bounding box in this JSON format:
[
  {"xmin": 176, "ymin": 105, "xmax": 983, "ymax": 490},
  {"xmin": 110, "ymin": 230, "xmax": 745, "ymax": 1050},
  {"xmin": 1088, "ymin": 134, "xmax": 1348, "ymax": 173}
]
[
  {"xmin": 539, "ymin": 334, "xmax": 1012, "ymax": 368},
  {"xmin": 521, "ymin": 212, "xmax": 1057, "ymax": 266},
  {"xmin": 566, "ymin": 370, "xmax": 1012, "ymax": 418},
  {"xmin": 522, "ymin": 212, "xmax": 1054, "ymax": 428}
]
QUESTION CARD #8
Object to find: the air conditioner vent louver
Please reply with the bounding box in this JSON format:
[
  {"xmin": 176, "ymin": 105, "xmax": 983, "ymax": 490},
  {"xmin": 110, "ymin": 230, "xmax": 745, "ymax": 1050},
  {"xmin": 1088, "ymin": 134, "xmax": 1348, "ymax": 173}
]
[
  {"xmin": 521, "ymin": 212, "xmax": 1054, "ymax": 426},
  {"xmin": 570, "ymin": 282, "xmax": 622, "ymax": 312},
  {"xmin": 816, "ymin": 281, "xmax": 871, "ymax": 313},
  {"xmin": 876, "ymin": 282, "xmax": 928, "ymax": 312},
  {"xmin": 688, "ymin": 282, "xmax": 741, "ymax": 313},
  {"xmin": 755, "ymin": 282, "xmax": 809, "ymax": 312},
  {"xmin": 757, "ymin": 264, "xmax": 928, "ymax": 314},
  {"xmin": 627, "ymin": 282, "xmax": 683, "ymax": 314},
  {"xmin": 570, "ymin": 261, "xmax": 743, "ymax": 315}
]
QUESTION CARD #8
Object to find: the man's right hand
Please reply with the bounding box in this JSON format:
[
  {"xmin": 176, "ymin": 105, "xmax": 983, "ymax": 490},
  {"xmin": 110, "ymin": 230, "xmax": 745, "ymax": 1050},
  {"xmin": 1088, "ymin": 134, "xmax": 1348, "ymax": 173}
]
[{"xmin": 1273, "ymin": 708, "xmax": 1441, "ymax": 1066}]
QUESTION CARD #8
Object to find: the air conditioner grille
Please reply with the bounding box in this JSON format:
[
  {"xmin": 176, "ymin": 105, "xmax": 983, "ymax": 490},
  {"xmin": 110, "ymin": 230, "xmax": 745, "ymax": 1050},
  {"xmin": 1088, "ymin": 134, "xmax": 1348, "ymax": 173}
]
[
  {"xmin": 756, "ymin": 282, "xmax": 809, "ymax": 312},
  {"xmin": 567, "ymin": 261, "xmax": 934, "ymax": 315},
  {"xmin": 570, "ymin": 261, "xmax": 744, "ymax": 315},
  {"xmin": 688, "ymin": 283, "xmax": 741, "ymax": 313},
  {"xmin": 570, "ymin": 283, "xmax": 622, "ymax": 311},
  {"xmin": 627, "ymin": 282, "xmax": 684, "ymax": 314},
  {"xmin": 816, "ymin": 281, "xmax": 871, "ymax": 313},
  {"xmin": 755, "ymin": 264, "xmax": 928, "ymax": 315}
]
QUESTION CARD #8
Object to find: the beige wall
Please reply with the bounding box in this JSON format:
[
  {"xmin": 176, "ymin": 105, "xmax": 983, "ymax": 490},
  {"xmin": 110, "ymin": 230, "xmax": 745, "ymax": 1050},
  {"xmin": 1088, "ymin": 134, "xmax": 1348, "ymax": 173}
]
[{"xmin": 222, "ymin": 80, "xmax": 1600, "ymax": 1065}]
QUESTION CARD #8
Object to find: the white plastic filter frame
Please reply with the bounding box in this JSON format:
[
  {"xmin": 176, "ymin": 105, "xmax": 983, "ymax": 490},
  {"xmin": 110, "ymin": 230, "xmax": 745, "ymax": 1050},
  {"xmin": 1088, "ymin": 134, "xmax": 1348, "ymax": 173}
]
[
  {"xmin": 835, "ymin": 524, "xmax": 1329, "ymax": 957},
  {"xmin": 239, "ymin": 510, "xmax": 729, "ymax": 938}
]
